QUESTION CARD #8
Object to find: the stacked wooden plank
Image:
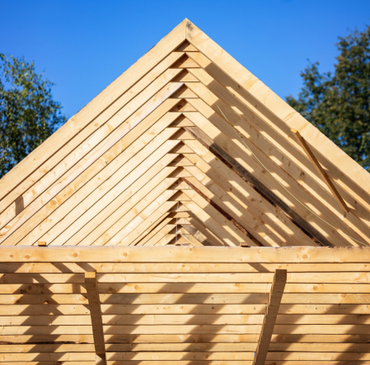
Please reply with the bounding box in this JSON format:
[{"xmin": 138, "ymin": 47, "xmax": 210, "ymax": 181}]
[
  {"xmin": 0, "ymin": 246, "xmax": 369, "ymax": 364},
  {"xmin": 0, "ymin": 20, "xmax": 369, "ymax": 250}
]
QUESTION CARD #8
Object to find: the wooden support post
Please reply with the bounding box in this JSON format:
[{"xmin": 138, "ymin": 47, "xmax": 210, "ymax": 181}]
[
  {"xmin": 85, "ymin": 272, "xmax": 106, "ymax": 365},
  {"xmin": 291, "ymin": 129, "xmax": 349, "ymax": 213},
  {"xmin": 253, "ymin": 269, "xmax": 287, "ymax": 365}
]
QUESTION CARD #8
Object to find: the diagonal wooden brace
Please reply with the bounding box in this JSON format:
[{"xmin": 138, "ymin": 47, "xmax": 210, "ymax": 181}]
[
  {"xmin": 85, "ymin": 272, "xmax": 106, "ymax": 365},
  {"xmin": 253, "ymin": 269, "xmax": 287, "ymax": 365},
  {"xmin": 291, "ymin": 129, "xmax": 349, "ymax": 213}
]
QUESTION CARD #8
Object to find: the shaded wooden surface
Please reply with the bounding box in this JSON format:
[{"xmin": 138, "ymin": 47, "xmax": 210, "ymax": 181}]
[
  {"xmin": 0, "ymin": 22, "xmax": 369, "ymax": 252},
  {"xmin": 0, "ymin": 247, "xmax": 368, "ymax": 364}
]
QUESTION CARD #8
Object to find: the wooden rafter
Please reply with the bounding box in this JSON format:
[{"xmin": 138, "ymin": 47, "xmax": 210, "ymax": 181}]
[
  {"xmin": 253, "ymin": 269, "xmax": 287, "ymax": 365},
  {"xmin": 185, "ymin": 19, "xmax": 370, "ymax": 193},
  {"xmin": 85, "ymin": 272, "xmax": 106, "ymax": 365},
  {"xmin": 0, "ymin": 18, "xmax": 368, "ymax": 256},
  {"xmin": 184, "ymin": 92, "xmax": 361, "ymax": 245},
  {"xmin": 183, "ymin": 125, "xmax": 334, "ymax": 247},
  {"xmin": 291, "ymin": 128, "xmax": 350, "ymax": 213}
]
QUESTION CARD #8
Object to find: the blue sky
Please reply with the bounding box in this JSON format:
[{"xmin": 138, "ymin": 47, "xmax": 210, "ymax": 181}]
[{"xmin": 1, "ymin": 0, "xmax": 369, "ymax": 119}]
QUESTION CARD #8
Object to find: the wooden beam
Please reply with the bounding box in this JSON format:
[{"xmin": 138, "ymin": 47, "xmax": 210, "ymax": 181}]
[
  {"xmin": 253, "ymin": 269, "xmax": 287, "ymax": 365},
  {"xmin": 291, "ymin": 129, "xmax": 349, "ymax": 213},
  {"xmin": 2, "ymin": 246, "xmax": 370, "ymax": 263},
  {"xmin": 85, "ymin": 272, "xmax": 106, "ymax": 365}
]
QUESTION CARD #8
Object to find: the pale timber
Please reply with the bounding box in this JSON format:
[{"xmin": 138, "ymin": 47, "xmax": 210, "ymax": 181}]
[
  {"xmin": 253, "ymin": 269, "xmax": 287, "ymax": 365},
  {"xmin": 85, "ymin": 272, "xmax": 106, "ymax": 365},
  {"xmin": 0, "ymin": 18, "xmax": 369, "ymax": 365}
]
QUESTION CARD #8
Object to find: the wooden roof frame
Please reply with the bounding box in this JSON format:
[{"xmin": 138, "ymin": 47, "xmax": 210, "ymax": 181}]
[
  {"xmin": 0, "ymin": 19, "xmax": 370, "ymax": 363},
  {"xmin": 1, "ymin": 19, "xmax": 369, "ymax": 250},
  {"xmin": 1, "ymin": 18, "xmax": 369, "ymax": 200}
]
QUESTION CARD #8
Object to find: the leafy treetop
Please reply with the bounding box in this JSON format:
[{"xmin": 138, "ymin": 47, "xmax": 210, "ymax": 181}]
[
  {"xmin": 0, "ymin": 54, "xmax": 66, "ymax": 178},
  {"xmin": 286, "ymin": 25, "xmax": 370, "ymax": 172}
]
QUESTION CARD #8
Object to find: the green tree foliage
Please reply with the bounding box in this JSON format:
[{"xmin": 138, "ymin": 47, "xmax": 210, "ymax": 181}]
[
  {"xmin": 286, "ymin": 26, "xmax": 370, "ymax": 171},
  {"xmin": 0, "ymin": 54, "xmax": 66, "ymax": 177}
]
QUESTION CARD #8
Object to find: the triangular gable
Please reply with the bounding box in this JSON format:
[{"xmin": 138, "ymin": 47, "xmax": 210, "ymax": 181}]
[{"xmin": 0, "ymin": 19, "xmax": 369, "ymax": 248}]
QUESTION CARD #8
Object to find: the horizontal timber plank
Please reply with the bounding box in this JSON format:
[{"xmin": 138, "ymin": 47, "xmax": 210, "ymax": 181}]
[
  {"xmin": 271, "ymin": 334, "xmax": 370, "ymax": 343},
  {"xmin": 3, "ymin": 333, "xmax": 370, "ymax": 344},
  {"xmin": 0, "ymin": 315, "xmax": 90, "ymax": 326},
  {"xmin": 0, "ymin": 334, "xmax": 94, "ymax": 343},
  {"xmin": 265, "ymin": 362, "xmax": 370, "ymax": 365},
  {"xmin": 0, "ymin": 325, "xmax": 262, "ymax": 335},
  {"xmin": 0, "ymin": 344, "xmax": 94, "ymax": 352},
  {"xmin": 0, "ymin": 362, "xmax": 251, "ymax": 365},
  {"xmin": 1, "ymin": 246, "xmax": 370, "ymax": 262},
  {"xmin": 277, "ymin": 304, "xmax": 370, "ymax": 314},
  {"xmin": 0, "ymin": 293, "xmax": 268, "ymax": 304},
  {"xmin": 105, "ymin": 352, "xmax": 254, "ymax": 360},
  {"xmin": 1, "ymin": 362, "xmax": 97, "ymax": 365},
  {"xmin": 0, "ymin": 343, "xmax": 258, "ymax": 353},
  {"xmin": 1, "ymin": 262, "xmax": 369, "ymax": 273},
  {"xmin": 99, "ymin": 293, "xmax": 268, "ymax": 304},
  {"xmin": 2, "ymin": 324, "xmax": 369, "ymax": 336},
  {"xmin": 0, "ymin": 353, "xmax": 95, "ymax": 361},
  {"xmin": 1, "ymin": 304, "xmax": 370, "ymax": 316},
  {"xmin": 105, "ymin": 362, "xmax": 253, "ymax": 365},
  {"xmin": 105, "ymin": 325, "xmax": 262, "ymax": 335},
  {"xmin": 269, "ymin": 343, "xmax": 370, "ymax": 352},
  {"xmin": 107, "ymin": 343, "xmax": 257, "ymax": 352},
  {"xmin": 273, "ymin": 324, "xmax": 370, "ymax": 334},
  {"xmin": 0, "ymin": 304, "xmax": 267, "ymax": 315},
  {"xmin": 4, "ymin": 362, "xmax": 370, "ymax": 365},
  {"xmin": 1, "ymin": 361, "xmax": 369, "ymax": 365},
  {"xmin": 0, "ymin": 334, "xmax": 260, "ymax": 344},
  {"xmin": 284, "ymin": 283, "xmax": 370, "ymax": 292},
  {"xmin": 0, "ymin": 325, "xmax": 93, "ymax": 335},
  {"xmin": 0, "ymin": 294, "xmax": 89, "ymax": 304},
  {"xmin": 0, "ymin": 314, "xmax": 264, "ymax": 326},
  {"xmin": 103, "ymin": 314, "xmax": 263, "ymax": 325},
  {"xmin": 276, "ymin": 314, "xmax": 370, "ymax": 324},
  {"xmin": 2, "ymin": 272, "xmax": 370, "ymax": 283},
  {"xmin": 265, "ymin": 352, "xmax": 370, "ymax": 360},
  {"xmin": 2, "ymin": 293, "xmax": 370, "ymax": 304},
  {"xmin": 104, "ymin": 334, "xmax": 259, "ymax": 343},
  {"xmin": 2, "ymin": 282, "xmax": 370, "ymax": 294},
  {"xmin": 281, "ymin": 293, "xmax": 370, "ymax": 304},
  {"xmin": 97, "ymin": 283, "xmax": 271, "ymax": 293}
]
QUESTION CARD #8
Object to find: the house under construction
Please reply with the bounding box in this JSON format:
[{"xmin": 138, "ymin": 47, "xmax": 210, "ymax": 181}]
[{"xmin": 0, "ymin": 19, "xmax": 369, "ymax": 365}]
